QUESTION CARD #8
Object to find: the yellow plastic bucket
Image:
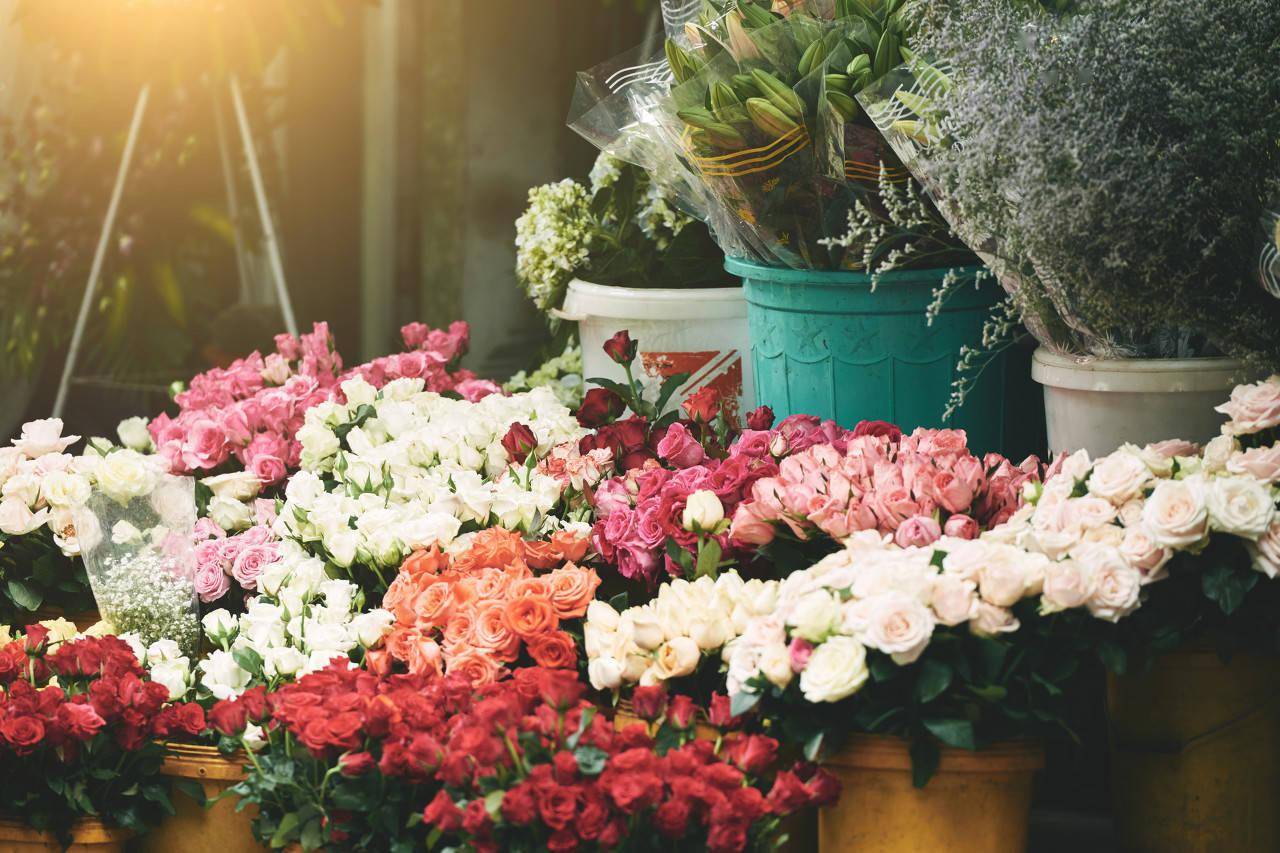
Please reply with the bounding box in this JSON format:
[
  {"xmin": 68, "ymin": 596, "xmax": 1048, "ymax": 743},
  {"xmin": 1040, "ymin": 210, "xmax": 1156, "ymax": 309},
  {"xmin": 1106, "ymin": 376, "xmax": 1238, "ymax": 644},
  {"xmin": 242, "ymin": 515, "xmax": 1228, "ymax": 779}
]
[
  {"xmin": 135, "ymin": 742, "xmax": 259, "ymax": 853},
  {"xmin": 0, "ymin": 818, "xmax": 132, "ymax": 852}
]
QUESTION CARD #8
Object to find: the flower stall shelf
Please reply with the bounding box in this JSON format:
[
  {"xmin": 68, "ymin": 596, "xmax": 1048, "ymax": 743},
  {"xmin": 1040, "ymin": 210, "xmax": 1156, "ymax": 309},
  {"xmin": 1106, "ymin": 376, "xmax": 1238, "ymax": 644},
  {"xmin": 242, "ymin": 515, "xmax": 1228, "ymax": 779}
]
[
  {"xmin": 1107, "ymin": 649, "xmax": 1280, "ymax": 853},
  {"xmin": 562, "ymin": 279, "xmax": 755, "ymax": 423},
  {"xmin": 1032, "ymin": 351, "xmax": 1243, "ymax": 457},
  {"xmin": 731, "ymin": 260, "xmax": 1011, "ymax": 452},
  {"xmin": 134, "ymin": 742, "xmax": 259, "ymax": 853},
  {"xmin": 0, "ymin": 818, "xmax": 134, "ymax": 852},
  {"xmin": 819, "ymin": 735, "xmax": 1043, "ymax": 853}
]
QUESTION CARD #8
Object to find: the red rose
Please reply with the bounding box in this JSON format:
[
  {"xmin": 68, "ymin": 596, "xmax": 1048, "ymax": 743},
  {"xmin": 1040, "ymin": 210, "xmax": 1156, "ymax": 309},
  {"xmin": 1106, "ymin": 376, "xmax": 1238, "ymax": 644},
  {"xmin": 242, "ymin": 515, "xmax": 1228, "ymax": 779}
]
[
  {"xmin": 1, "ymin": 715, "xmax": 45, "ymax": 753},
  {"xmin": 537, "ymin": 784, "xmax": 579, "ymax": 830},
  {"xmin": 607, "ymin": 772, "xmax": 663, "ymax": 814},
  {"xmin": 766, "ymin": 770, "xmax": 810, "ymax": 814},
  {"xmin": 706, "ymin": 693, "xmax": 741, "ymax": 729},
  {"xmin": 339, "ymin": 751, "xmax": 375, "ymax": 777},
  {"xmin": 803, "ymin": 767, "xmax": 842, "ymax": 807},
  {"xmin": 546, "ymin": 829, "xmax": 580, "ymax": 853},
  {"xmin": 682, "ymin": 387, "xmax": 720, "ymax": 423},
  {"xmin": 706, "ymin": 819, "xmax": 748, "ymax": 853},
  {"xmin": 667, "ymin": 695, "xmax": 697, "ymax": 731},
  {"xmin": 22, "ymin": 624, "xmax": 50, "ymax": 653},
  {"xmin": 501, "ymin": 422, "xmax": 538, "ymax": 465},
  {"xmin": 500, "ymin": 782, "xmax": 538, "ymax": 825},
  {"xmin": 654, "ymin": 797, "xmax": 692, "ymax": 838},
  {"xmin": 576, "ymin": 790, "xmax": 610, "ymax": 841},
  {"xmin": 208, "ymin": 698, "xmax": 249, "ymax": 736},
  {"xmin": 630, "ymin": 685, "xmax": 668, "ymax": 722},
  {"xmin": 551, "ymin": 749, "xmax": 579, "ymax": 783},
  {"xmin": 577, "ymin": 388, "xmax": 625, "ymax": 428},
  {"xmin": 156, "ymin": 703, "xmax": 206, "ymax": 739},
  {"xmin": 725, "ymin": 785, "xmax": 767, "ymax": 822},
  {"xmin": 602, "ymin": 330, "xmax": 638, "ymax": 366},
  {"xmin": 598, "ymin": 817, "xmax": 626, "ymax": 848},
  {"xmin": 852, "ymin": 419, "xmax": 903, "ymax": 443},
  {"xmin": 462, "ymin": 798, "xmax": 491, "ymax": 835},
  {"xmin": 726, "ymin": 734, "xmax": 779, "ymax": 776},
  {"xmin": 422, "ymin": 790, "xmax": 465, "ymax": 832},
  {"xmin": 702, "ymin": 762, "xmax": 746, "ymax": 793},
  {"xmin": 746, "ymin": 405, "xmax": 775, "ymax": 431},
  {"xmin": 535, "ymin": 668, "xmax": 584, "ymax": 711},
  {"xmin": 324, "ymin": 712, "xmax": 364, "ymax": 750}
]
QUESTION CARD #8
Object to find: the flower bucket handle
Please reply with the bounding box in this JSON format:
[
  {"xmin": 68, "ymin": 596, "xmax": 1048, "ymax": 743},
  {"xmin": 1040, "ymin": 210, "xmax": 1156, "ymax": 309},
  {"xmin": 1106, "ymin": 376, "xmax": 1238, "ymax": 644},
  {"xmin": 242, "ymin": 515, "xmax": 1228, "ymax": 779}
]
[{"xmin": 550, "ymin": 307, "xmax": 586, "ymax": 323}]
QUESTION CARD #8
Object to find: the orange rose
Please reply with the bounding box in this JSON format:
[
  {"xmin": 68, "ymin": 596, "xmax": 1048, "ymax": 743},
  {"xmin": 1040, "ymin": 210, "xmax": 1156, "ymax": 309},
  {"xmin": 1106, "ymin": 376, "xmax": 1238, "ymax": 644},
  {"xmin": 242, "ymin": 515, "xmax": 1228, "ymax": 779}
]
[
  {"xmin": 443, "ymin": 607, "xmax": 478, "ymax": 649},
  {"xmin": 410, "ymin": 581, "xmax": 454, "ymax": 629},
  {"xmin": 385, "ymin": 625, "xmax": 420, "ymax": 665},
  {"xmin": 471, "ymin": 601, "xmax": 522, "ymax": 662},
  {"xmin": 407, "ymin": 635, "xmax": 443, "ymax": 677},
  {"xmin": 503, "ymin": 595, "xmax": 559, "ymax": 639},
  {"xmin": 523, "ymin": 539, "xmax": 562, "ymax": 570},
  {"xmin": 471, "ymin": 567, "xmax": 511, "ymax": 600},
  {"xmin": 363, "ymin": 647, "xmax": 393, "ymax": 676},
  {"xmin": 382, "ymin": 575, "xmax": 418, "ymax": 625},
  {"xmin": 453, "ymin": 528, "xmax": 524, "ymax": 573},
  {"xmin": 401, "ymin": 547, "xmax": 449, "ymax": 579},
  {"xmin": 545, "ymin": 565, "xmax": 602, "ymax": 619},
  {"xmin": 526, "ymin": 630, "xmax": 578, "ymax": 669},
  {"xmin": 508, "ymin": 576, "xmax": 548, "ymax": 599},
  {"xmin": 551, "ymin": 530, "xmax": 590, "ymax": 564},
  {"xmin": 445, "ymin": 648, "xmax": 502, "ymax": 686}
]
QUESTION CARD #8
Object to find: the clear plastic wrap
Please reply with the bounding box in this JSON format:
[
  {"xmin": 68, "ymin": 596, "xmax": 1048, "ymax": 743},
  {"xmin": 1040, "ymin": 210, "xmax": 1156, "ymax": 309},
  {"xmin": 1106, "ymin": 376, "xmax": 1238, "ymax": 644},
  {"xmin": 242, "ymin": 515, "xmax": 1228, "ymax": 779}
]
[
  {"xmin": 76, "ymin": 472, "xmax": 199, "ymax": 652},
  {"xmin": 1260, "ymin": 205, "xmax": 1280, "ymax": 299}
]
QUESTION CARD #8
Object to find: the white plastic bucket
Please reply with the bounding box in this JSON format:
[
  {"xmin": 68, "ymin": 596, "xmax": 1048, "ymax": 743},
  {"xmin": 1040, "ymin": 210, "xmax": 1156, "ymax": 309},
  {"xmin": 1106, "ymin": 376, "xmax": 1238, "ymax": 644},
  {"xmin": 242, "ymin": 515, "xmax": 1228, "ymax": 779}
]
[
  {"xmin": 558, "ymin": 279, "xmax": 754, "ymax": 422},
  {"xmin": 1031, "ymin": 348, "xmax": 1244, "ymax": 457}
]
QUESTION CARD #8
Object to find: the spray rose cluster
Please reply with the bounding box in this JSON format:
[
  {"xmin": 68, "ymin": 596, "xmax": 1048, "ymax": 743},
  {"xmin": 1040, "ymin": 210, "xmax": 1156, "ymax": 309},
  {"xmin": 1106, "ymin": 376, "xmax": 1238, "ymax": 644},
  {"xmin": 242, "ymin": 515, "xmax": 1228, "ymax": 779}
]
[
  {"xmin": 729, "ymin": 427, "xmax": 1041, "ymax": 549},
  {"xmin": 145, "ymin": 321, "xmax": 494, "ymax": 487},
  {"xmin": 379, "ymin": 528, "xmax": 597, "ymax": 685},
  {"xmin": 277, "ymin": 381, "xmax": 592, "ymax": 589}
]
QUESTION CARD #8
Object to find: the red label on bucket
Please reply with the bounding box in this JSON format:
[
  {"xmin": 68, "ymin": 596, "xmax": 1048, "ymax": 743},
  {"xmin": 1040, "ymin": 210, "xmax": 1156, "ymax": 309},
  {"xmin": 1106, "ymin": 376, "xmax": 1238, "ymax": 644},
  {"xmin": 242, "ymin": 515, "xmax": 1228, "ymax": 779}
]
[{"xmin": 639, "ymin": 350, "xmax": 744, "ymax": 425}]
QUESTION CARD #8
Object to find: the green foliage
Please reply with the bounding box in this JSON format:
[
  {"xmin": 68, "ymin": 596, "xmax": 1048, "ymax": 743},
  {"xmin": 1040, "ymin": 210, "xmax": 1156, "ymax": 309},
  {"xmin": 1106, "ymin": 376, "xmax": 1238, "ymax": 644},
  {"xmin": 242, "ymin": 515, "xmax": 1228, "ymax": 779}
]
[{"xmin": 0, "ymin": 527, "xmax": 95, "ymax": 626}]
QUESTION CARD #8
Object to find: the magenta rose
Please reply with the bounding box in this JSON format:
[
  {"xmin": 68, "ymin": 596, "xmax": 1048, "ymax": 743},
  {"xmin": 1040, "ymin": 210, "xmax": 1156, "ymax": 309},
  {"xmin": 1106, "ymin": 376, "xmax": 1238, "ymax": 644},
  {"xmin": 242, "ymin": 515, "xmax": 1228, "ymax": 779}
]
[{"xmin": 657, "ymin": 423, "xmax": 706, "ymax": 469}]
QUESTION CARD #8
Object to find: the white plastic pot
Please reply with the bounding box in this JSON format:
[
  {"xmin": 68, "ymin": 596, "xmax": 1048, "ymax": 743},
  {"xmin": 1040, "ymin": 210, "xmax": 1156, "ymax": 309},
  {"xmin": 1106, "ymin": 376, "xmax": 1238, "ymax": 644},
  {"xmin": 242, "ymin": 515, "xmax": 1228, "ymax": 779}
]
[
  {"xmin": 558, "ymin": 279, "xmax": 754, "ymax": 422},
  {"xmin": 1031, "ymin": 348, "xmax": 1244, "ymax": 457}
]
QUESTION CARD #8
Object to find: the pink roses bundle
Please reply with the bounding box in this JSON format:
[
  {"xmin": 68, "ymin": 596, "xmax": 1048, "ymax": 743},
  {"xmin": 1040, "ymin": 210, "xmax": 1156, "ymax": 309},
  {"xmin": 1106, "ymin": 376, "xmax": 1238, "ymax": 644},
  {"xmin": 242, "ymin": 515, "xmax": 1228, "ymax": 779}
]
[
  {"xmin": 730, "ymin": 428, "xmax": 1043, "ymax": 550},
  {"xmin": 193, "ymin": 517, "xmax": 281, "ymax": 604},
  {"xmin": 147, "ymin": 321, "xmax": 497, "ymax": 487}
]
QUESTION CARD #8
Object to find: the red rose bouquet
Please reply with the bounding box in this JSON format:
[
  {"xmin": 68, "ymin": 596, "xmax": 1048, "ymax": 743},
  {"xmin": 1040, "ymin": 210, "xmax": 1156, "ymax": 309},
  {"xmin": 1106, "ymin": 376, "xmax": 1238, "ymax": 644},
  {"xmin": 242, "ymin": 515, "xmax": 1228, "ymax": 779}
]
[
  {"xmin": 216, "ymin": 662, "xmax": 836, "ymax": 851},
  {"xmin": 0, "ymin": 626, "xmax": 207, "ymax": 841}
]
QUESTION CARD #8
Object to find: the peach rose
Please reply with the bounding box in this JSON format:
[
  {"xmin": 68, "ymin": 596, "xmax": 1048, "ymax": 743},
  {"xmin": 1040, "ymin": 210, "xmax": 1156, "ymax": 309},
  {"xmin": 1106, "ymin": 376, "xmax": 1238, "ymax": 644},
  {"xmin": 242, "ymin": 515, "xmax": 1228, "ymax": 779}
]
[
  {"xmin": 527, "ymin": 630, "xmax": 579, "ymax": 668},
  {"xmin": 453, "ymin": 528, "xmax": 524, "ymax": 573},
  {"xmin": 471, "ymin": 601, "xmax": 522, "ymax": 662},
  {"xmin": 504, "ymin": 595, "xmax": 559, "ymax": 638},
  {"xmin": 522, "ymin": 538, "xmax": 563, "ymax": 570},
  {"xmin": 443, "ymin": 607, "xmax": 478, "ymax": 649},
  {"xmin": 551, "ymin": 530, "xmax": 590, "ymax": 564},
  {"xmin": 400, "ymin": 547, "xmax": 449, "ymax": 580},
  {"xmin": 411, "ymin": 582, "xmax": 455, "ymax": 629},
  {"xmin": 508, "ymin": 576, "xmax": 548, "ymax": 599},
  {"xmin": 407, "ymin": 635, "xmax": 443, "ymax": 677},
  {"xmin": 471, "ymin": 567, "xmax": 511, "ymax": 600},
  {"xmin": 445, "ymin": 648, "xmax": 502, "ymax": 686},
  {"xmin": 545, "ymin": 565, "xmax": 602, "ymax": 619}
]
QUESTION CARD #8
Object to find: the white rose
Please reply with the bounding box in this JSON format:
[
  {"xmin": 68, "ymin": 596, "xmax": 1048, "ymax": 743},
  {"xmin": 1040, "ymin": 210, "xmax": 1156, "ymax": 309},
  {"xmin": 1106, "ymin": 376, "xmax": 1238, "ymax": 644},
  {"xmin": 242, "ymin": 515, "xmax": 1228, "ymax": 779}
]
[
  {"xmin": 682, "ymin": 490, "xmax": 725, "ymax": 532},
  {"xmin": 351, "ymin": 609, "xmax": 395, "ymax": 648},
  {"xmin": 1206, "ymin": 476, "xmax": 1275, "ymax": 539},
  {"xmin": 930, "ymin": 573, "xmax": 979, "ymax": 626},
  {"xmin": 13, "ymin": 418, "xmax": 79, "ymax": 457},
  {"xmin": 1040, "ymin": 559, "xmax": 1095, "ymax": 613},
  {"xmin": 208, "ymin": 494, "xmax": 253, "ymax": 532},
  {"xmin": 0, "ymin": 498, "xmax": 47, "ymax": 535},
  {"xmin": 787, "ymin": 590, "xmax": 842, "ymax": 643},
  {"xmin": 969, "ymin": 602, "xmax": 1020, "ymax": 637},
  {"xmin": 758, "ymin": 643, "xmax": 794, "ymax": 689},
  {"xmin": 629, "ymin": 608, "xmax": 665, "ymax": 652},
  {"xmin": 95, "ymin": 449, "xmax": 158, "ymax": 504},
  {"xmin": 341, "ymin": 377, "xmax": 378, "ymax": 407},
  {"xmin": 263, "ymin": 646, "xmax": 308, "ymax": 679},
  {"xmin": 1076, "ymin": 543, "xmax": 1143, "ymax": 622},
  {"xmin": 587, "ymin": 656, "xmax": 624, "ymax": 691},
  {"xmin": 2, "ymin": 473, "xmax": 41, "ymax": 507},
  {"xmin": 203, "ymin": 471, "xmax": 263, "ymax": 502},
  {"xmin": 198, "ymin": 650, "xmax": 252, "ymax": 700},
  {"xmin": 1142, "ymin": 477, "xmax": 1209, "ymax": 548},
  {"xmin": 297, "ymin": 423, "xmax": 341, "ymax": 468},
  {"xmin": 1087, "ymin": 452, "xmax": 1152, "ymax": 505},
  {"xmin": 202, "ymin": 609, "xmax": 239, "ymax": 644},
  {"xmin": 324, "ymin": 529, "xmax": 360, "ymax": 568},
  {"xmin": 116, "ymin": 417, "xmax": 154, "ymax": 452},
  {"xmin": 585, "ymin": 600, "xmax": 621, "ymax": 632},
  {"xmin": 798, "ymin": 636, "xmax": 868, "ymax": 703},
  {"xmin": 242, "ymin": 722, "xmax": 267, "ymax": 751},
  {"xmin": 149, "ymin": 658, "xmax": 192, "ymax": 700},
  {"xmin": 653, "ymin": 636, "xmax": 701, "ymax": 679},
  {"xmin": 145, "ymin": 639, "xmax": 184, "ymax": 665},
  {"xmin": 40, "ymin": 471, "xmax": 91, "ymax": 509},
  {"xmin": 855, "ymin": 592, "xmax": 935, "ymax": 664},
  {"xmin": 1202, "ymin": 434, "xmax": 1239, "ymax": 474}
]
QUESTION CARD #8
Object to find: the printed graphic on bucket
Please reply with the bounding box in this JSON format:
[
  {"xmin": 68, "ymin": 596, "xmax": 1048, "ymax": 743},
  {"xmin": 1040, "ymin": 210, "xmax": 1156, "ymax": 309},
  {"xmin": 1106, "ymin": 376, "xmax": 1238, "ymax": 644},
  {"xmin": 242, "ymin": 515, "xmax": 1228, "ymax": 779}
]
[{"xmin": 640, "ymin": 350, "xmax": 744, "ymax": 425}]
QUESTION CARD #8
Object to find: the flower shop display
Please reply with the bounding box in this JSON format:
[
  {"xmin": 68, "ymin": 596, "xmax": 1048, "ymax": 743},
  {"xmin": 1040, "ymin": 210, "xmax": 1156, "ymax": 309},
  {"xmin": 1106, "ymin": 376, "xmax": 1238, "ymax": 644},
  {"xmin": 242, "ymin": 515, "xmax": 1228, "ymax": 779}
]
[
  {"xmin": 216, "ymin": 662, "xmax": 836, "ymax": 851},
  {"xmin": 518, "ymin": 151, "xmax": 752, "ymax": 420},
  {"xmin": 862, "ymin": 0, "xmax": 1280, "ymax": 451},
  {"xmin": 276, "ymin": 378, "xmax": 594, "ymax": 596},
  {"xmin": 379, "ymin": 527, "xmax": 597, "ymax": 685},
  {"xmin": 0, "ymin": 418, "xmax": 97, "ymax": 626},
  {"xmin": 0, "ymin": 628, "xmax": 207, "ymax": 847}
]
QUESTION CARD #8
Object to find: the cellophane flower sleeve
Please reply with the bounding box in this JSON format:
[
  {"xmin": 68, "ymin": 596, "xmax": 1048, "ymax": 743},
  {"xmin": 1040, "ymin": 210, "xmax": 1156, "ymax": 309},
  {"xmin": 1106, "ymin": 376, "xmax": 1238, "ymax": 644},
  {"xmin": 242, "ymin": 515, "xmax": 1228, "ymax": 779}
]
[{"xmin": 76, "ymin": 473, "xmax": 200, "ymax": 653}]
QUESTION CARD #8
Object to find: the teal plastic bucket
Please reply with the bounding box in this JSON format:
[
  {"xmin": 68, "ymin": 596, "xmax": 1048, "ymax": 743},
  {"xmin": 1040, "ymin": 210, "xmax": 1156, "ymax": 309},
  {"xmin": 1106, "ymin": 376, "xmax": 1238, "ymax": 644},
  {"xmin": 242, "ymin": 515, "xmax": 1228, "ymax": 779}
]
[{"xmin": 729, "ymin": 259, "xmax": 1010, "ymax": 454}]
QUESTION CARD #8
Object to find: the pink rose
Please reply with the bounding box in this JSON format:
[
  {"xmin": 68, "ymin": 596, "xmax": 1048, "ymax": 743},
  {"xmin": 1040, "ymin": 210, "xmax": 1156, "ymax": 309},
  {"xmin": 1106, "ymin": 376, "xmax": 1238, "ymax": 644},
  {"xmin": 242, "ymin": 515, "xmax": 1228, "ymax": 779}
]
[
  {"xmin": 253, "ymin": 499, "xmax": 278, "ymax": 527},
  {"xmin": 943, "ymin": 514, "xmax": 980, "ymax": 539},
  {"xmin": 1216, "ymin": 378, "xmax": 1280, "ymax": 436},
  {"xmin": 1146, "ymin": 438, "xmax": 1200, "ymax": 459},
  {"xmin": 181, "ymin": 418, "xmax": 230, "ymax": 471},
  {"xmin": 788, "ymin": 638, "xmax": 813, "ymax": 672},
  {"xmin": 1227, "ymin": 445, "xmax": 1280, "ymax": 484},
  {"xmin": 634, "ymin": 501, "xmax": 668, "ymax": 550},
  {"xmin": 592, "ymin": 479, "xmax": 633, "ymax": 517},
  {"xmin": 730, "ymin": 430, "xmax": 774, "ymax": 460},
  {"xmin": 657, "ymin": 423, "xmax": 706, "ymax": 469},
  {"xmin": 602, "ymin": 507, "xmax": 639, "ymax": 549},
  {"xmin": 231, "ymin": 544, "xmax": 278, "ymax": 590},
  {"xmin": 729, "ymin": 503, "xmax": 776, "ymax": 546},
  {"xmin": 194, "ymin": 518, "xmax": 226, "ymax": 541},
  {"xmin": 195, "ymin": 562, "xmax": 232, "ymax": 603},
  {"xmin": 894, "ymin": 514, "xmax": 942, "ymax": 548},
  {"xmin": 249, "ymin": 453, "xmax": 287, "ymax": 486}
]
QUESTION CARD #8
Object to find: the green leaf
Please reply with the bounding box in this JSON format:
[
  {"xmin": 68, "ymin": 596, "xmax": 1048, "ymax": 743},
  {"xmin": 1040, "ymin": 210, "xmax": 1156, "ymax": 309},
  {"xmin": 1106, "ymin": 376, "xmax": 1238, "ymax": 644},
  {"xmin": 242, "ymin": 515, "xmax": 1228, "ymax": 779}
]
[
  {"xmin": 6, "ymin": 578, "xmax": 42, "ymax": 611},
  {"xmin": 608, "ymin": 592, "xmax": 629, "ymax": 613},
  {"xmin": 584, "ymin": 377, "xmax": 631, "ymax": 398},
  {"xmin": 695, "ymin": 538, "xmax": 722, "ymax": 579},
  {"xmin": 484, "ymin": 789, "xmax": 505, "ymax": 818},
  {"xmin": 975, "ymin": 637, "xmax": 1008, "ymax": 682},
  {"xmin": 654, "ymin": 372, "xmax": 692, "ymax": 416},
  {"xmin": 232, "ymin": 646, "xmax": 263, "ymax": 675},
  {"xmin": 1097, "ymin": 640, "xmax": 1127, "ymax": 675},
  {"xmin": 914, "ymin": 659, "xmax": 953, "ymax": 704},
  {"xmin": 803, "ymin": 730, "xmax": 825, "ymax": 762},
  {"xmin": 270, "ymin": 811, "xmax": 300, "ymax": 847},
  {"xmin": 567, "ymin": 705, "xmax": 597, "ymax": 751},
  {"xmin": 730, "ymin": 689, "xmax": 761, "ymax": 718},
  {"xmin": 1202, "ymin": 562, "xmax": 1258, "ymax": 616},
  {"xmin": 923, "ymin": 717, "xmax": 975, "ymax": 750},
  {"xmin": 910, "ymin": 736, "xmax": 941, "ymax": 788},
  {"xmin": 574, "ymin": 745, "xmax": 609, "ymax": 776}
]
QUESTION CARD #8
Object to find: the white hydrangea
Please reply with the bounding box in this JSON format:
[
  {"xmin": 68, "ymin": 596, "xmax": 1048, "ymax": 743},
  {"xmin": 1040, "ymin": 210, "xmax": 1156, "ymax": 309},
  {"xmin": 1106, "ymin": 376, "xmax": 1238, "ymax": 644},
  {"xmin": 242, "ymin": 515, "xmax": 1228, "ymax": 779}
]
[{"xmin": 514, "ymin": 178, "xmax": 591, "ymax": 311}]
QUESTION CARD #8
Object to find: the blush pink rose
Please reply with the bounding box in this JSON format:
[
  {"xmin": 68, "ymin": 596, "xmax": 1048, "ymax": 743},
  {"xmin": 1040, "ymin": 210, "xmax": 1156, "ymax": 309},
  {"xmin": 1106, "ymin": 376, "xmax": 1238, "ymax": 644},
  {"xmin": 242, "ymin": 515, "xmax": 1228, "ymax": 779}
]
[
  {"xmin": 1216, "ymin": 378, "xmax": 1280, "ymax": 435},
  {"xmin": 1227, "ymin": 445, "xmax": 1280, "ymax": 483},
  {"xmin": 181, "ymin": 418, "xmax": 230, "ymax": 471},
  {"xmin": 195, "ymin": 562, "xmax": 232, "ymax": 603},
  {"xmin": 894, "ymin": 514, "xmax": 942, "ymax": 548},
  {"xmin": 943, "ymin": 514, "xmax": 980, "ymax": 539},
  {"xmin": 232, "ymin": 544, "xmax": 278, "ymax": 590},
  {"xmin": 657, "ymin": 423, "xmax": 707, "ymax": 469}
]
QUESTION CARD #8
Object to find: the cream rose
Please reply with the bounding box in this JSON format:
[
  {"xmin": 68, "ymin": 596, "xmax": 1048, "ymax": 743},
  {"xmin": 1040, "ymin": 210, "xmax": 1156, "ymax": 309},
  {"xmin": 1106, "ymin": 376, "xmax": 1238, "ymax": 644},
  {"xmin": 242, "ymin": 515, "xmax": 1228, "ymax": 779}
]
[
  {"xmin": 1087, "ymin": 452, "xmax": 1153, "ymax": 505},
  {"xmin": 203, "ymin": 471, "xmax": 263, "ymax": 502},
  {"xmin": 787, "ymin": 590, "xmax": 843, "ymax": 643},
  {"xmin": 758, "ymin": 643, "xmax": 794, "ymax": 689},
  {"xmin": 95, "ymin": 450, "xmax": 159, "ymax": 504},
  {"xmin": 930, "ymin": 573, "xmax": 979, "ymax": 626},
  {"xmin": 855, "ymin": 592, "xmax": 935, "ymax": 665},
  {"xmin": 40, "ymin": 471, "xmax": 91, "ymax": 509},
  {"xmin": 653, "ymin": 636, "xmax": 701, "ymax": 680},
  {"xmin": 587, "ymin": 656, "xmax": 624, "ymax": 691},
  {"xmin": 798, "ymin": 636, "xmax": 868, "ymax": 703},
  {"xmin": 1040, "ymin": 559, "xmax": 1094, "ymax": 613},
  {"xmin": 1142, "ymin": 477, "xmax": 1208, "ymax": 547},
  {"xmin": 1206, "ymin": 476, "xmax": 1275, "ymax": 539},
  {"xmin": 977, "ymin": 545, "xmax": 1047, "ymax": 607},
  {"xmin": 682, "ymin": 490, "xmax": 725, "ymax": 532},
  {"xmin": 969, "ymin": 602, "xmax": 1020, "ymax": 637},
  {"xmin": 1201, "ymin": 434, "xmax": 1239, "ymax": 474},
  {"xmin": 1076, "ymin": 544, "xmax": 1143, "ymax": 622},
  {"xmin": 116, "ymin": 416, "xmax": 154, "ymax": 452}
]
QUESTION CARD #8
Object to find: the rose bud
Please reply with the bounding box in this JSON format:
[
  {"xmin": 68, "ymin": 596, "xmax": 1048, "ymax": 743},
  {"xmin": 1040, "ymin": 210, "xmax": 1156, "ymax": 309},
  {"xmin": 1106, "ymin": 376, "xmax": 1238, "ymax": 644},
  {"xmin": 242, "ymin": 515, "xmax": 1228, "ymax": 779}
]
[
  {"xmin": 339, "ymin": 751, "xmax": 376, "ymax": 777},
  {"xmin": 852, "ymin": 419, "xmax": 903, "ymax": 443},
  {"xmin": 682, "ymin": 489, "xmax": 725, "ymax": 532},
  {"xmin": 603, "ymin": 330, "xmax": 638, "ymax": 366},
  {"xmin": 746, "ymin": 405, "xmax": 775, "ymax": 431},
  {"xmin": 631, "ymin": 684, "xmax": 669, "ymax": 722},
  {"xmin": 668, "ymin": 694, "xmax": 698, "ymax": 730},
  {"xmin": 501, "ymin": 422, "xmax": 538, "ymax": 465},
  {"xmin": 577, "ymin": 388, "xmax": 626, "ymax": 428},
  {"xmin": 682, "ymin": 387, "xmax": 721, "ymax": 423}
]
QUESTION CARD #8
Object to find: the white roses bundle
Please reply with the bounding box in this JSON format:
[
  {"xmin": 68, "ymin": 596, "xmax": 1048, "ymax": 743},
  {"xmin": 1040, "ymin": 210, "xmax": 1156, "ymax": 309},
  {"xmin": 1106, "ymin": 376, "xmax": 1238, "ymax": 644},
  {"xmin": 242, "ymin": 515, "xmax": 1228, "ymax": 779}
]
[
  {"xmin": 278, "ymin": 379, "xmax": 590, "ymax": 583},
  {"xmin": 583, "ymin": 571, "xmax": 780, "ymax": 692},
  {"xmin": 0, "ymin": 419, "xmax": 94, "ymax": 553}
]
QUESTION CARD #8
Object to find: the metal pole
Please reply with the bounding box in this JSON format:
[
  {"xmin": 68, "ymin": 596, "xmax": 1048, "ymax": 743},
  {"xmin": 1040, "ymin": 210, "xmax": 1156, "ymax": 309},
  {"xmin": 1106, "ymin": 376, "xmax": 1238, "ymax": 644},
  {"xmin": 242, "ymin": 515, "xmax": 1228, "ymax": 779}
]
[
  {"xmin": 229, "ymin": 74, "xmax": 299, "ymax": 337},
  {"xmin": 53, "ymin": 84, "xmax": 151, "ymax": 418},
  {"xmin": 212, "ymin": 85, "xmax": 253, "ymax": 304}
]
